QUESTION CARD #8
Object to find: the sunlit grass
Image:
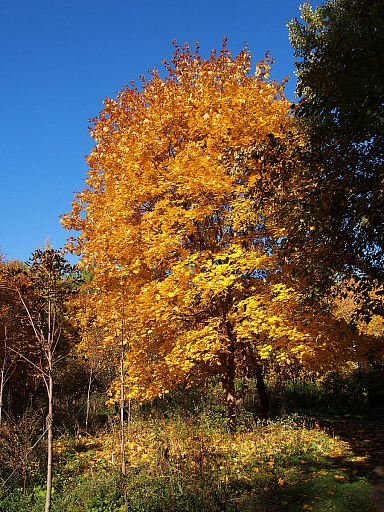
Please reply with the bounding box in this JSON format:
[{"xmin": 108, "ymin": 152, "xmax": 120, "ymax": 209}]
[{"xmin": 49, "ymin": 412, "xmax": 371, "ymax": 511}]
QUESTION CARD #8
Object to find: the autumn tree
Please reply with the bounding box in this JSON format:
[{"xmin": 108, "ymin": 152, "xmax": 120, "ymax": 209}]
[
  {"xmin": 0, "ymin": 261, "xmax": 15, "ymax": 426},
  {"xmin": 3, "ymin": 248, "xmax": 78, "ymax": 512},
  {"xmin": 0, "ymin": 259, "xmax": 37, "ymax": 424},
  {"xmin": 286, "ymin": 0, "xmax": 384, "ymax": 317},
  {"xmin": 334, "ymin": 280, "xmax": 384, "ymax": 350},
  {"xmin": 62, "ymin": 41, "xmax": 363, "ymax": 427},
  {"xmin": 0, "ymin": 260, "xmax": 18, "ymax": 426}
]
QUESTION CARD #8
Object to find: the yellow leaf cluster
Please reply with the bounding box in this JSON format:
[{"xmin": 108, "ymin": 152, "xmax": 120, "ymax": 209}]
[{"xmin": 62, "ymin": 42, "xmax": 363, "ymax": 403}]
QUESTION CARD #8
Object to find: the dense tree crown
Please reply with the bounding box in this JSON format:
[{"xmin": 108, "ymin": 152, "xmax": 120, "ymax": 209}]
[
  {"xmin": 62, "ymin": 42, "xmax": 373, "ymax": 423},
  {"xmin": 287, "ymin": 0, "xmax": 384, "ymax": 305}
]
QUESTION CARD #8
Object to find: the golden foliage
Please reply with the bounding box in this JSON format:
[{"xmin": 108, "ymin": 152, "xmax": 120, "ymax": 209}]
[{"xmin": 62, "ymin": 41, "xmax": 364, "ymax": 404}]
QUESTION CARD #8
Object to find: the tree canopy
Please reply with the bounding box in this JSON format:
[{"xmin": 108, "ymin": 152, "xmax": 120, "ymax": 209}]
[
  {"xmin": 286, "ymin": 0, "xmax": 384, "ymax": 314},
  {"xmin": 61, "ymin": 41, "xmax": 370, "ymax": 425}
]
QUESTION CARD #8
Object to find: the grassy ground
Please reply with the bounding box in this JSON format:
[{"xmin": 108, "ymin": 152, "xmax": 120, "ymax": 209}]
[
  {"xmin": 3, "ymin": 371, "xmax": 384, "ymax": 512},
  {"xmin": 1, "ymin": 409, "xmax": 374, "ymax": 511}
]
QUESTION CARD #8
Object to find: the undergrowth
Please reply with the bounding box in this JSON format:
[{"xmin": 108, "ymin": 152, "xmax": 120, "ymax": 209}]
[
  {"xmin": 2, "ymin": 372, "xmax": 382, "ymax": 511},
  {"xmin": 0, "ymin": 410, "xmax": 372, "ymax": 511}
]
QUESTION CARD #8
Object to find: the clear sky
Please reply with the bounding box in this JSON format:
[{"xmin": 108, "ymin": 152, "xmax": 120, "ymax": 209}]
[{"xmin": 0, "ymin": 0, "xmax": 317, "ymax": 264}]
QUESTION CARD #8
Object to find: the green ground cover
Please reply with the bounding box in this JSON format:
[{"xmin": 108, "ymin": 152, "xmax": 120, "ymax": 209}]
[{"xmin": 1, "ymin": 382, "xmax": 378, "ymax": 512}]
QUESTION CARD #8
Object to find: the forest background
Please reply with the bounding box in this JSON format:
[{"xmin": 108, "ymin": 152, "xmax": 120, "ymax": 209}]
[{"xmin": 1, "ymin": 0, "xmax": 383, "ymax": 511}]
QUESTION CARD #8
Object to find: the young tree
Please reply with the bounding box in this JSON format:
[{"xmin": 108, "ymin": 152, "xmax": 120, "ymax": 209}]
[
  {"xmin": 286, "ymin": 0, "xmax": 384, "ymax": 315},
  {"xmin": 4, "ymin": 248, "xmax": 78, "ymax": 512},
  {"xmin": 76, "ymin": 323, "xmax": 105, "ymax": 433},
  {"xmin": 62, "ymin": 41, "xmax": 362, "ymax": 427},
  {"xmin": 75, "ymin": 281, "xmax": 126, "ymax": 469}
]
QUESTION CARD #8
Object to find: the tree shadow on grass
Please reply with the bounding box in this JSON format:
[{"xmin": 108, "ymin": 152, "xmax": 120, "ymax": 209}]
[
  {"xmin": 318, "ymin": 418, "xmax": 384, "ymax": 465},
  {"xmin": 224, "ymin": 453, "xmax": 371, "ymax": 512},
  {"xmin": 316, "ymin": 418, "xmax": 384, "ymax": 511}
]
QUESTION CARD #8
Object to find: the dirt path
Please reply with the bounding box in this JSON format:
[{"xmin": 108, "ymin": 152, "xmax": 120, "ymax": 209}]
[
  {"xmin": 319, "ymin": 418, "xmax": 384, "ymax": 510},
  {"xmin": 370, "ymin": 464, "xmax": 384, "ymax": 510}
]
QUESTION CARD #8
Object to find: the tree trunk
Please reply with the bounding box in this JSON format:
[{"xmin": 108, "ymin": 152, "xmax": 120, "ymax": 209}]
[
  {"xmin": 45, "ymin": 366, "xmax": 53, "ymax": 512},
  {"xmin": 255, "ymin": 362, "xmax": 269, "ymax": 420},
  {"xmin": 120, "ymin": 341, "xmax": 126, "ymax": 475},
  {"xmin": 220, "ymin": 321, "xmax": 237, "ymax": 431},
  {"xmin": 120, "ymin": 280, "xmax": 126, "ymax": 475},
  {"xmin": 0, "ymin": 358, "xmax": 5, "ymax": 427},
  {"xmin": 0, "ymin": 324, "xmax": 11, "ymax": 427},
  {"xmin": 85, "ymin": 367, "xmax": 93, "ymax": 433},
  {"xmin": 221, "ymin": 375, "xmax": 237, "ymax": 431}
]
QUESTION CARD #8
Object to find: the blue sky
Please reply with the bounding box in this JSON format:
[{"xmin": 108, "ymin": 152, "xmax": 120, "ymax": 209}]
[{"xmin": 0, "ymin": 0, "xmax": 316, "ymax": 263}]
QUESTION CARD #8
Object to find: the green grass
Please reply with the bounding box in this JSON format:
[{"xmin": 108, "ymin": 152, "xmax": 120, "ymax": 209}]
[
  {"xmin": 1, "ymin": 411, "xmax": 371, "ymax": 512},
  {"xmin": 2, "ymin": 374, "xmax": 382, "ymax": 511}
]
